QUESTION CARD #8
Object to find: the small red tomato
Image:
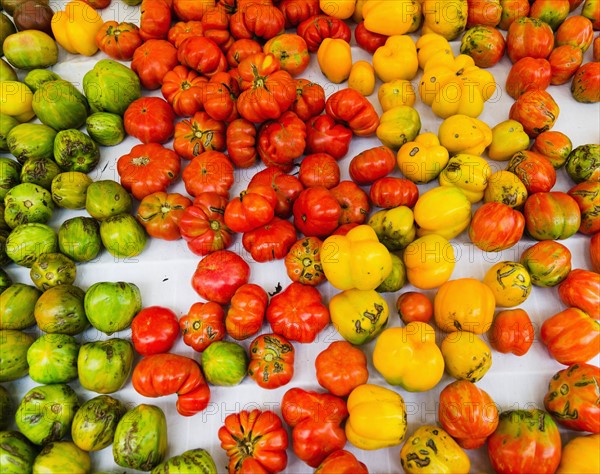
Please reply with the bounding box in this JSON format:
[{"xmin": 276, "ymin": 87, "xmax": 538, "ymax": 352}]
[
  {"xmin": 131, "ymin": 306, "xmax": 180, "ymax": 356},
  {"xmin": 489, "ymin": 308, "xmax": 535, "ymax": 356},
  {"xmin": 396, "ymin": 291, "xmax": 433, "ymax": 324}
]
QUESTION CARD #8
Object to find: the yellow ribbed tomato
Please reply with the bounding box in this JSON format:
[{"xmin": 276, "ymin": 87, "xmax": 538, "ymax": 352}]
[
  {"xmin": 438, "ymin": 154, "xmax": 492, "ymax": 203},
  {"xmin": 403, "ymin": 234, "xmax": 456, "ymax": 290},
  {"xmin": 441, "ymin": 331, "xmax": 493, "ymax": 382},
  {"xmin": 413, "ymin": 185, "xmax": 471, "ymax": 239}
]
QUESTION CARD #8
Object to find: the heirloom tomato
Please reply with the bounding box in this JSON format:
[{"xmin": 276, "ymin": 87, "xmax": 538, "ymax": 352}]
[
  {"xmin": 279, "ymin": 0, "xmax": 320, "ymax": 28},
  {"xmin": 200, "ymin": 72, "xmax": 240, "ymax": 123},
  {"xmin": 248, "ymin": 333, "xmax": 295, "ymax": 389},
  {"xmin": 292, "ymin": 186, "xmax": 341, "ymax": 238},
  {"xmin": 263, "ymin": 34, "xmax": 310, "ymax": 77},
  {"xmin": 218, "ymin": 409, "xmax": 288, "ymax": 474},
  {"xmin": 482, "ymin": 170, "xmax": 527, "ymax": 208},
  {"xmin": 284, "ymin": 236, "xmax": 326, "ymax": 286},
  {"xmin": 95, "ymin": 21, "xmax": 142, "ymax": 61},
  {"xmin": 440, "ymin": 331, "xmax": 492, "ymax": 383},
  {"xmin": 325, "ymin": 88, "xmax": 379, "ymax": 137},
  {"xmin": 178, "ymin": 192, "xmax": 232, "ymax": 256},
  {"xmin": 354, "ymin": 21, "xmax": 387, "ymax": 54},
  {"xmin": 369, "ymin": 177, "xmax": 418, "ymax": 209},
  {"xmin": 224, "ymin": 184, "xmax": 277, "ymax": 234},
  {"xmin": 557, "ymin": 434, "xmax": 600, "ymax": 474},
  {"xmin": 197, "ymin": 4, "xmax": 236, "ymax": 52},
  {"xmin": 131, "ymin": 39, "xmax": 179, "ymax": 90},
  {"xmin": 438, "ymin": 153, "xmax": 491, "ymax": 203},
  {"xmin": 226, "ymin": 38, "xmax": 263, "ymax": 68},
  {"xmin": 434, "ymin": 278, "xmax": 495, "ymax": 334},
  {"xmin": 315, "ymin": 340, "xmax": 368, "ymax": 397},
  {"xmin": 315, "ymin": 450, "xmax": 368, "ymax": 474},
  {"xmin": 498, "ymin": 0, "xmax": 529, "ymax": 29},
  {"xmin": 396, "ymin": 132, "xmax": 449, "ymax": 183},
  {"xmin": 123, "ymin": 97, "xmax": 175, "ymax": 145},
  {"xmin": 298, "ymin": 153, "xmax": 340, "ymax": 189},
  {"xmin": 257, "ymin": 110, "xmax": 307, "ymax": 170},
  {"xmin": 136, "ymin": 192, "xmax": 192, "ymax": 241},
  {"xmin": 177, "ymin": 36, "xmax": 228, "ymax": 77},
  {"xmin": 139, "ymin": 0, "xmax": 172, "ymax": 41},
  {"xmin": 568, "ymin": 180, "xmax": 600, "ymax": 234},
  {"xmin": 229, "ymin": 0, "xmax": 285, "ymax": 40},
  {"xmin": 558, "ymin": 269, "xmax": 600, "ymax": 320},
  {"xmin": 266, "ymin": 281, "xmax": 330, "ymax": 343},
  {"xmin": 349, "ymin": 145, "xmax": 396, "ymax": 185},
  {"xmin": 541, "ymin": 307, "xmax": 600, "ymax": 365},
  {"xmin": 507, "ymin": 150, "xmax": 556, "ymax": 194},
  {"xmin": 296, "ymin": 14, "xmax": 351, "ymax": 52},
  {"xmin": 544, "ymin": 363, "xmax": 600, "ymax": 433},
  {"xmin": 549, "ymin": 45, "xmax": 583, "ymax": 86},
  {"xmin": 489, "ymin": 308, "xmax": 534, "ymax": 356},
  {"xmin": 249, "ymin": 167, "xmax": 304, "ymax": 218},
  {"xmin": 520, "ymin": 240, "xmax": 571, "ymax": 287},
  {"xmin": 161, "ymin": 65, "xmax": 206, "ymax": 117},
  {"xmin": 237, "ymin": 53, "xmax": 297, "ymax": 123},
  {"xmin": 531, "ymin": 130, "xmax": 573, "ymax": 169},
  {"xmin": 317, "ymin": 38, "xmax": 352, "ymax": 84},
  {"xmin": 403, "ymin": 234, "xmax": 456, "ymax": 290},
  {"xmin": 172, "ymin": 0, "xmax": 214, "ymax": 21},
  {"xmin": 117, "ymin": 143, "xmax": 180, "ymax": 201},
  {"xmin": 396, "ymin": 291, "xmax": 433, "ymax": 324},
  {"xmin": 225, "ymin": 283, "xmax": 268, "ymax": 341},
  {"xmin": 290, "ymin": 79, "xmax": 326, "ymax": 122},
  {"xmin": 483, "ymin": 261, "xmax": 532, "ymax": 307},
  {"xmin": 555, "ymin": 14, "xmax": 594, "ymax": 50},
  {"xmin": 439, "ymin": 379, "xmax": 499, "ymax": 449},
  {"xmin": 242, "ymin": 217, "xmax": 297, "ymax": 263},
  {"xmin": 413, "ymin": 185, "xmax": 472, "ymax": 240},
  {"xmin": 191, "ymin": 250, "xmax": 250, "ymax": 305},
  {"xmin": 182, "ymin": 151, "xmax": 234, "ymax": 197},
  {"xmin": 523, "ymin": 191, "xmax": 581, "ymax": 241},
  {"xmin": 466, "ymin": 0, "xmax": 502, "ymax": 28},
  {"xmin": 226, "ymin": 118, "xmax": 257, "ymax": 168},
  {"xmin": 330, "ymin": 180, "xmax": 370, "ymax": 225},
  {"xmin": 180, "ymin": 301, "xmax": 226, "ymax": 352},
  {"xmin": 305, "ymin": 114, "xmax": 352, "ymax": 160},
  {"xmin": 487, "ymin": 119, "xmax": 530, "ymax": 162},
  {"xmin": 509, "ymin": 89, "xmax": 560, "ymax": 138},
  {"xmin": 167, "ymin": 20, "xmax": 205, "ymax": 48},
  {"xmin": 506, "ymin": 57, "xmax": 551, "ymax": 99},
  {"xmin": 131, "ymin": 306, "xmax": 179, "ymax": 356},
  {"xmin": 173, "ymin": 111, "xmax": 226, "ymax": 160},
  {"xmin": 529, "ymin": 0, "xmax": 570, "ymax": 30},
  {"xmin": 506, "ymin": 16, "xmax": 554, "ymax": 63},
  {"xmin": 487, "ymin": 409, "xmax": 562, "ymax": 474}
]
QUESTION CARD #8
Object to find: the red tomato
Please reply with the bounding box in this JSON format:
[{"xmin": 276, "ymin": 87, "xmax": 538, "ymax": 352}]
[
  {"xmin": 278, "ymin": 0, "xmax": 320, "ymax": 28},
  {"xmin": 131, "ymin": 306, "xmax": 180, "ymax": 356},
  {"xmin": 131, "ymin": 39, "xmax": 179, "ymax": 90},
  {"xmin": 509, "ymin": 88, "xmax": 560, "ymax": 138},
  {"xmin": 117, "ymin": 143, "xmax": 180, "ymax": 201},
  {"xmin": 354, "ymin": 21, "xmax": 387, "ymax": 54},
  {"xmin": 136, "ymin": 192, "xmax": 193, "ymax": 241},
  {"xmin": 315, "ymin": 341, "xmax": 368, "ymax": 397},
  {"xmin": 229, "ymin": 0, "xmax": 285, "ymax": 40},
  {"xmin": 167, "ymin": 20, "xmax": 205, "ymax": 48},
  {"xmin": 460, "ymin": 25, "xmax": 506, "ymax": 68},
  {"xmin": 248, "ymin": 333, "xmax": 295, "ymax": 389},
  {"xmin": 315, "ymin": 450, "xmax": 368, "ymax": 474},
  {"xmin": 226, "ymin": 38, "xmax": 263, "ymax": 68},
  {"xmin": 330, "ymin": 180, "xmax": 370, "ymax": 226},
  {"xmin": 292, "ymin": 186, "xmax": 341, "ymax": 238},
  {"xmin": 225, "ymin": 283, "xmax": 269, "ymax": 341},
  {"xmin": 226, "ymin": 118, "xmax": 257, "ymax": 168},
  {"xmin": 523, "ymin": 191, "xmax": 581, "ymax": 241},
  {"xmin": 242, "ymin": 217, "xmax": 298, "ymax": 263},
  {"xmin": 249, "ymin": 167, "xmax": 304, "ymax": 219},
  {"xmin": 296, "ymin": 14, "xmax": 351, "ymax": 52},
  {"xmin": 177, "ymin": 36, "xmax": 228, "ymax": 77},
  {"xmin": 95, "ymin": 21, "xmax": 142, "ymax": 61},
  {"xmin": 466, "ymin": 0, "xmax": 502, "ymax": 27},
  {"xmin": 530, "ymin": 130, "xmax": 573, "ymax": 169},
  {"xmin": 529, "ymin": 0, "xmax": 570, "ymax": 30},
  {"xmin": 200, "ymin": 71, "xmax": 240, "ymax": 122},
  {"xmin": 568, "ymin": 180, "xmax": 600, "ymax": 235},
  {"xmin": 369, "ymin": 176, "xmax": 419, "ymax": 209},
  {"xmin": 173, "ymin": 111, "xmax": 226, "ymax": 160},
  {"xmin": 124, "ymin": 97, "xmax": 175, "ymax": 145},
  {"xmin": 196, "ymin": 4, "xmax": 235, "ymax": 52},
  {"xmin": 172, "ymin": 0, "xmax": 213, "ymax": 21},
  {"xmin": 507, "ymin": 150, "xmax": 557, "ymax": 193},
  {"xmin": 548, "ymin": 45, "xmax": 583, "ymax": 86},
  {"xmin": 257, "ymin": 110, "xmax": 307, "ymax": 170},
  {"xmin": 489, "ymin": 308, "xmax": 535, "ymax": 356},
  {"xmin": 182, "ymin": 151, "xmax": 235, "ymax": 197},
  {"xmin": 191, "ymin": 250, "xmax": 251, "ymax": 304},
  {"xmin": 505, "ymin": 57, "xmax": 551, "ymax": 99},
  {"xmin": 305, "ymin": 114, "xmax": 352, "ymax": 160},
  {"xmin": 224, "ymin": 184, "xmax": 277, "ymax": 234},
  {"xmin": 298, "ymin": 153, "xmax": 340, "ymax": 189},
  {"xmin": 263, "ymin": 33, "xmax": 310, "ymax": 76},
  {"xmin": 555, "ymin": 15, "xmax": 594, "ymax": 51},
  {"xmin": 179, "ymin": 301, "xmax": 226, "ymax": 352},
  {"xmin": 349, "ymin": 146, "xmax": 396, "ymax": 185},
  {"xmin": 558, "ymin": 269, "xmax": 600, "ymax": 320},
  {"xmin": 284, "ymin": 236, "xmax": 326, "ymax": 286},
  {"xmin": 571, "ymin": 62, "xmax": 600, "ymax": 103},
  {"xmin": 468, "ymin": 202, "xmax": 525, "ymax": 251},
  {"xmin": 161, "ymin": 65, "xmax": 206, "ymax": 117},
  {"xmin": 325, "ymin": 88, "xmax": 379, "ymax": 137},
  {"xmin": 498, "ymin": 0, "xmax": 530, "ymax": 30},
  {"xmin": 291, "ymin": 79, "xmax": 326, "ymax": 122},
  {"xmin": 139, "ymin": 0, "xmax": 172, "ymax": 41},
  {"xmin": 396, "ymin": 291, "xmax": 433, "ymax": 324},
  {"xmin": 506, "ymin": 16, "xmax": 554, "ymax": 63}
]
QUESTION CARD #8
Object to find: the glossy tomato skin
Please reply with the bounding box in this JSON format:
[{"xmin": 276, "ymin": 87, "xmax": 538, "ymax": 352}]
[
  {"xmin": 292, "ymin": 186, "xmax": 341, "ymax": 238},
  {"xmin": 505, "ymin": 57, "xmax": 551, "ymax": 99},
  {"xmin": 242, "ymin": 217, "xmax": 298, "ymax": 263},
  {"xmin": 257, "ymin": 111, "xmax": 307, "ymax": 170},
  {"xmin": 263, "ymin": 33, "xmax": 310, "ymax": 77},
  {"xmin": 123, "ymin": 97, "xmax": 175, "ymax": 144},
  {"xmin": 506, "ymin": 16, "xmax": 554, "ymax": 63},
  {"xmin": 330, "ymin": 180, "xmax": 371, "ymax": 225},
  {"xmin": 191, "ymin": 250, "xmax": 251, "ymax": 304},
  {"xmin": 468, "ymin": 202, "xmax": 525, "ymax": 251},
  {"xmin": 182, "ymin": 151, "xmax": 235, "ymax": 197},
  {"xmin": 139, "ymin": 0, "xmax": 172, "ymax": 41},
  {"xmin": 530, "ymin": 130, "xmax": 573, "ymax": 169},
  {"xmin": 225, "ymin": 283, "xmax": 269, "ymax": 341},
  {"xmin": 229, "ymin": 0, "xmax": 285, "ymax": 40},
  {"xmin": 200, "ymin": 72, "xmax": 240, "ymax": 123},
  {"xmin": 568, "ymin": 180, "xmax": 600, "ymax": 234},
  {"xmin": 355, "ymin": 21, "xmax": 388, "ymax": 53},
  {"xmin": 305, "ymin": 114, "xmax": 352, "ymax": 160},
  {"xmin": 173, "ymin": 111, "xmax": 227, "ymax": 160},
  {"xmin": 460, "ymin": 25, "xmax": 506, "ymax": 68},
  {"xmin": 315, "ymin": 341, "xmax": 368, "ymax": 397},
  {"xmin": 325, "ymin": 88, "xmax": 379, "ymax": 137},
  {"xmin": 179, "ymin": 301, "xmax": 226, "ymax": 352},
  {"xmin": 396, "ymin": 291, "xmax": 433, "ymax": 324},
  {"xmin": 544, "ymin": 363, "xmax": 600, "ymax": 433},
  {"xmin": 487, "ymin": 409, "xmax": 562, "ymax": 474},
  {"xmin": 498, "ymin": 0, "xmax": 530, "ymax": 30},
  {"xmin": 131, "ymin": 306, "xmax": 180, "ymax": 355},
  {"xmin": 279, "ymin": 0, "xmax": 320, "ymax": 28},
  {"xmin": 369, "ymin": 176, "xmax": 419, "ymax": 209},
  {"xmin": 558, "ymin": 269, "xmax": 600, "ymax": 320},
  {"xmin": 523, "ymin": 192, "xmax": 581, "ymax": 241},
  {"xmin": 131, "ymin": 39, "xmax": 179, "ymax": 90},
  {"xmin": 226, "ymin": 38, "xmax": 263, "ymax": 68},
  {"xmin": 224, "ymin": 184, "xmax": 277, "ymax": 234},
  {"xmin": 508, "ymin": 89, "xmax": 560, "ymax": 138},
  {"xmin": 314, "ymin": 450, "xmax": 368, "ymax": 474},
  {"xmin": 489, "ymin": 308, "xmax": 534, "ymax": 356},
  {"xmin": 591, "ymin": 233, "xmax": 600, "ymax": 273},
  {"xmin": 117, "ymin": 143, "xmax": 181, "ymax": 201},
  {"xmin": 297, "ymin": 14, "xmax": 351, "ymax": 52},
  {"xmin": 167, "ymin": 20, "xmax": 205, "ymax": 48},
  {"xmin": 248, "ymin": 333, "xmax": 295, "ymax": 389},
  {"xmin": 298, "ymin": 153, "xmax": 340, "ymax": 189},
  {"xmin": 136, "ymin": 191, "xmax": 193, "ymax": 241},
  {"xmin": 249, "ymin": 167, "xmax": 304, "ymax": 219},
  {"xmin": 284, "ymin": 236, "xmax": 326, "ymax": 286},
  {"xmin": 96, "ymin": 21, "xmax": 142, "ymax": 61},
  {"xmin": 548, "ymin": 45, "xmax": 583, "ymax": 86},
  {"xmin": 226, "ymin": 118, "xmax": 257, "ymax": 168},
  {"xmin": 161, "ymin": 65, "xmax": 206, "ymax": 117},
  {"xmin": 291, "ymin": 79, "xmax": 326, "ymax": 122},
  {"xmin": 507, "ymin": 150, "xmax": 557, "ymax": 193},
  {"xmin": 349, "ymin": 146, "xmax": 396, "ymax": 185},
  {"xmin": 520, "ymin": 241, "xmax": 572, "ymax": 287},
  {"xmin": 177, "ymin": 36, "xmax": 228, "ymax": 77}
]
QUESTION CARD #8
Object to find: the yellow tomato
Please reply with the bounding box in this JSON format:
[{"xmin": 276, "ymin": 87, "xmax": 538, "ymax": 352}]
[
  {"xmin": 416, "ymin": 33, "xmax": 453, "ymax": 69},
  {"xmin": 348, "ymin": 60, "xmax": 376, "ymax": 96},
  {"xmin": 413, "ymin": 185, "xmax": 471, "ymax": 239},
  {"xmin": 378, "ymin": 79, "xmax": 416, "ymax": 111},
  {"xmin": 483, "ymin": 261, "xmax": 532, "ymax": 307},
  {"xmin": 0, "ymin": 81, "xmax": 35, "ymax": 122},
  {"xmin": 372, "ymin": 35, "xmax": 418, "ymax": 82},
  {"xmin": 403, "ymin": 234, "xmax": 456, "ymax": 290},
  {"xmin": 441, "ymin": 331, "xmax": 493, "ymax": 382},
  {"xmin": 438, "ymin": 114, "xmax": 493, "ymax": 155},
  {"xmin": 438, "ymin": 153, "xmax": 492, "ymax": 203},
  {"xmin": 362, "ymin": 0, "xmax": 420, "ymax": 36},
  {"xmin": 487, "ymin": 119, "xmax": 531, "ymax": 161},
  {"xmin": 557, "ymin": 434, "xmax": 600, "ymax": 474},
  {"xmin": 317, "ymin": 38, "xmax": 352, "ymax": 83},
  {"xmin": 483, "ymin": 170, "xmax": 528, "ymax": 208},
  {"xmin": 52, "ymin": 1, "xmax": 104, "ymax": 56},
  {"xmin": 422, "ymin": 0, "xmax": 468, "ymax": 40},
  {"xmin": 397, "ymin": 133, "xmax": 450, "ymax": 184},
  {"xmin": 376, "ymin": 105, "xmax": 422, "ymax": 149},
  {"xmin": 320, "ymin": 0, "xmax": 356, "ymax": 19}
]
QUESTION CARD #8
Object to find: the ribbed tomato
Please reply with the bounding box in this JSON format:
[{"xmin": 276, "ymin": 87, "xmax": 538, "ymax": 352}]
[
  {"xmin": 558, "ymin": 269, "xmax": 600, "ymax": 320},
  {"xmin": 523, "ymin": 191, "xmax": 581, "ymax": 241},
  {"xmin": 507, "ymin": 150, "xmax": 556, "ymax": 193},
  {"xmin": 468, "ymin": 202, "xmax": 524, "ymax": 251}
]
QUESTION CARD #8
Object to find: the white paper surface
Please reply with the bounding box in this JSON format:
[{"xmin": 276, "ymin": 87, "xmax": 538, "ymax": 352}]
[{"xmin": 4, "ymin": 3, "xmax": 600, "ymax": 473}]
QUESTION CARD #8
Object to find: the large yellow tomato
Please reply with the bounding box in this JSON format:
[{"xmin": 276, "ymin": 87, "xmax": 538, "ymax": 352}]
[
  {"xmin": 483, "ymin": 261, "xmax": 532, "ymax": 307},
  {"xmin": 441, "ymin": 331, "xmax": 493, "ymax": 382},
  {"xmin": 403, "ymin": 234, "xmax": 456, "ymax": 290}
]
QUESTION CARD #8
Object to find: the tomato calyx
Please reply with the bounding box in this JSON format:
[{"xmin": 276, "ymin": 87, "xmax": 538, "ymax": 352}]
[{"xmin": 132, "ymin": 155, "xmax": 150, "ymax": 167}]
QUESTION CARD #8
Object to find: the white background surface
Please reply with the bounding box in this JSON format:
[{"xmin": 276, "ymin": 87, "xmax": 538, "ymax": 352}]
[{"xmin": 4, "ymin": 2, "xmax": 600, "ymax": 473}]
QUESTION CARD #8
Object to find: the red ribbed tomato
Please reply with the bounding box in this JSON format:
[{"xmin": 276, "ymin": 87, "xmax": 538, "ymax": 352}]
[
  {"xmin": 468, "ymin": 202, "xmax": 525, "ymax": 251},
  {"xmin": 558, "ymin": 269, "xmax": 600, "ymax": 320}
]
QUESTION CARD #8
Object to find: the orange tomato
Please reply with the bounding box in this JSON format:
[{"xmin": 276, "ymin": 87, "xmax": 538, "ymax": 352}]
[{"xmin": 396, "ymin": 291, "xmax": 433, "ymax": 324}]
